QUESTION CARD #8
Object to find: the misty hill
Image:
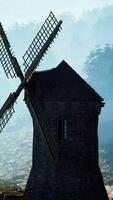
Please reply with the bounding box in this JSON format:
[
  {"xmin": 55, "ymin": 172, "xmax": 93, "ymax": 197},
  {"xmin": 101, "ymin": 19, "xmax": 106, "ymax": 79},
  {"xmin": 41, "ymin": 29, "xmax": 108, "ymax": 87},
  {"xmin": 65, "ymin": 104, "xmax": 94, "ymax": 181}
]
[
  {"xmin": 0, "ymin": 113, "xmax": 33, "ymax": 189},
  {"xmin": 99, "ymin": 120, "xmax": 113, "ymax": 145},
  {"xmin": 99, "ymin": 120, "xmax": 113, "ymax": 185}
]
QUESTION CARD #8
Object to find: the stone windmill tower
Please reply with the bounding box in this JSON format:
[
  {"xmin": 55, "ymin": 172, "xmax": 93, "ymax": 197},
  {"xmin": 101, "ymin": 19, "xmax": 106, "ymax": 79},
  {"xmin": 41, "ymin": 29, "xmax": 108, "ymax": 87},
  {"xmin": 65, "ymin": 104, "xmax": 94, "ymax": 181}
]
[{"xmin": 23, "ymin": 60, "xmax": 108, "ymax": 200}]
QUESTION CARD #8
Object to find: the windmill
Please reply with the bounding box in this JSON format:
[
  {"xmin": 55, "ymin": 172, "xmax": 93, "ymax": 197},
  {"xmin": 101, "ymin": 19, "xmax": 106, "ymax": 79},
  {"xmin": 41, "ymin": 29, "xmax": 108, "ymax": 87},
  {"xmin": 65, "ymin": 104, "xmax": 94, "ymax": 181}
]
[{"xmin": 0, "ymin": 11, "xmax": 62, "ymax": 160}]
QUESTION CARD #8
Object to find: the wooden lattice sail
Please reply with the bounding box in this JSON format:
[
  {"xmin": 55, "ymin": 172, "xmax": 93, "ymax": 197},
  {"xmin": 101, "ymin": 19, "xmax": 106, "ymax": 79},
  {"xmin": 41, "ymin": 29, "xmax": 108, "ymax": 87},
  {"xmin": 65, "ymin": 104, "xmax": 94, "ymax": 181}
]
[{"xmin": 0, "ymin": 12, "xmax": 62, "ymax": 159}]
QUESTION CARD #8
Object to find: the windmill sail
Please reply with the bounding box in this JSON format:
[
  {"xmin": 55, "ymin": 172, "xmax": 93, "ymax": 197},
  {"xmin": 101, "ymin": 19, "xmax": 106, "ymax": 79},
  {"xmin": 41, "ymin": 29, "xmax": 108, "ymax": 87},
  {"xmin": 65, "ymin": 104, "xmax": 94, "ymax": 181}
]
[
  {"xmin": 0, "ymin": 12, "xmax": 62, "ymax": 160},
  {"xmin": 0, "ymin": 93, "xmax": 15, "ymax": 133},
  {"xmin": 0, "ymin": 106, "xmax": 14, "ymax": 133},
  {"xmin": 0, "ymin": 85, "xmax": 55, "ymax": 159},
  {"xmin": 0, "ymin": 81, "xmax": 24, "ymax": 133},
  {"xmin": 0, "ymin": 23, "xmax": 17, "ymax": 78},
  {"xmin": 23, "ymin": 11, "xmax": 62, "ymax": 80}
]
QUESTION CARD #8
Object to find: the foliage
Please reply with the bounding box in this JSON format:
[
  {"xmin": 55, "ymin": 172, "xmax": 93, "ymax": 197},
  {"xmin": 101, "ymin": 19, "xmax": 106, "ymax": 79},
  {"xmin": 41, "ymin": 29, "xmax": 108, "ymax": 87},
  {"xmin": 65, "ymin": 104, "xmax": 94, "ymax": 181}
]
[
  {"xmin": 85, "ymin": 44, "xmax": 113, "ymax": 100},
  {"xmin": 99, "ymin": 148, "xmax": 113, "ymax": 185}
]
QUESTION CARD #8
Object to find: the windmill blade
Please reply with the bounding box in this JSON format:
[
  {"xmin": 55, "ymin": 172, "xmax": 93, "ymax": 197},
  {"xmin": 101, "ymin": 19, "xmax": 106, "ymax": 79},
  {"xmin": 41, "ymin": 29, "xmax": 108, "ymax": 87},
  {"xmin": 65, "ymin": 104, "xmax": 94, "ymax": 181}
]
[
  {"xmin": 0, "ymin": 93, "xmax": 16, "ymax": 133},
  {"xmin": 0, "ymin": 83, "xmax": 55, "ymax": 159},
  {"xmin": 26, "ymin": 93, "xmax": 55, "ymax": 160},
  {"xmin": 0, "ymin": 80, "xmax": 24, "ymax": 133},
  {"xmin": 0, "ymin": 32, "xmax": 56, "ymax": 160},
  {"xmin": 23, "ymin": 11, "xmax": 62, "ymax": 80},
  {"xmin": 0, "ymin": 23, "xmax": 20, "ymax": 79},
  {"xmin": 0, "ymin": 12, "xmax": 62, "ymax": 160},
  {"xmin": 0, "ymin": 105, "xmax": 14, "ymax": 133}
]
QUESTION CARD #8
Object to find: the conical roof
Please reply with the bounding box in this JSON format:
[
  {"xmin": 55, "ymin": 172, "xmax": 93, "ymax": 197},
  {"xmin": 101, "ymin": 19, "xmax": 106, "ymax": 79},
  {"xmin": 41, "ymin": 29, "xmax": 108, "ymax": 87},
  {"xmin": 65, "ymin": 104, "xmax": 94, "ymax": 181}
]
[{"xmin": 27, "ymin": 60, "xmax": 103, "ymax": 102}]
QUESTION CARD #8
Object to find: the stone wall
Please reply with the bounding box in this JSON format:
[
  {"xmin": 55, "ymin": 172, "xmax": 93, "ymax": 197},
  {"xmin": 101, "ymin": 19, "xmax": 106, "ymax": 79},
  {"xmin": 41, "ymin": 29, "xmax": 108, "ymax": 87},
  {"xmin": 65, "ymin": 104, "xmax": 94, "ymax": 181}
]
[{"xmin": 23, "ymin": 101, "xmax": 108, "ymax": 200}]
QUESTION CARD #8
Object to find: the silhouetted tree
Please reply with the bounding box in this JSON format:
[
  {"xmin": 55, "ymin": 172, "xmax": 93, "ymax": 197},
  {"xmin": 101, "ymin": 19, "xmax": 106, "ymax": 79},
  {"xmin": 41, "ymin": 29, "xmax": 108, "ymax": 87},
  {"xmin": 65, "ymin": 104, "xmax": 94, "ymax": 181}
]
[{"xmin": 85, "ymin": 44, "xmax": 113, "ymax": 100}]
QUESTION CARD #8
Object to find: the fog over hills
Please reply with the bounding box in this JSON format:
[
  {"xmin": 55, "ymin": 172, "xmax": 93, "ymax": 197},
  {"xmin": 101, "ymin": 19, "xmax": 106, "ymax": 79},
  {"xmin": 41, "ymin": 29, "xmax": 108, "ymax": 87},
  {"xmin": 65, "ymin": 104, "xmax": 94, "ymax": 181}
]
[{"xmin": 0, "ymin": 113, "xmax": 32, "ymax": 189}]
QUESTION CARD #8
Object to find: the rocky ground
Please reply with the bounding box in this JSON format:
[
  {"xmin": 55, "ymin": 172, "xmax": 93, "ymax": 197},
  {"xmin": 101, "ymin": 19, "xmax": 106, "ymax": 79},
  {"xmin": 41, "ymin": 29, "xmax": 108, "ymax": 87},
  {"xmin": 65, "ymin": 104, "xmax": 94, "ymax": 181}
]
[
  {"xmin": 0, "ymin": 186, "xmax": 112, "ymax": 200},
  {"xmin": 0, "ymin": 188, "xmax": 23, "ymax": 200}
]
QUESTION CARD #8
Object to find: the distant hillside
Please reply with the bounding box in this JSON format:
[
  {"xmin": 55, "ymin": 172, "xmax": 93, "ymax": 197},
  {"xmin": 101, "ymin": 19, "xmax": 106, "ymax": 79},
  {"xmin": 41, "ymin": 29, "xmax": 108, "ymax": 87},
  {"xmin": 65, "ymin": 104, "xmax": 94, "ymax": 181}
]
[
  {"xmin": 99, "ymin": 120, "xmax": 113, "ymax": 145},
  {"xmin": 99, "ymin": 120, "xmax": 113, "ymax": 185},
  {"xmin": 0, "ymin": 112, "xmax": 33, "ymax": 189},
  {"xmin": 0, "ymin": 126, "xmax": 32, "ymax": 189}
]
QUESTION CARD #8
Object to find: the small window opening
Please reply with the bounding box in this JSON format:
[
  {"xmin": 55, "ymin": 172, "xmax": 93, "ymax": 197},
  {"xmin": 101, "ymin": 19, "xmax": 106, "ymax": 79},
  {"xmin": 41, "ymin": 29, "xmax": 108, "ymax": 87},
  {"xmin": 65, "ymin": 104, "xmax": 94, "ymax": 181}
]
[{"xmin": 58, "ymin": 119, "xmax": 68, "ymax": 140}]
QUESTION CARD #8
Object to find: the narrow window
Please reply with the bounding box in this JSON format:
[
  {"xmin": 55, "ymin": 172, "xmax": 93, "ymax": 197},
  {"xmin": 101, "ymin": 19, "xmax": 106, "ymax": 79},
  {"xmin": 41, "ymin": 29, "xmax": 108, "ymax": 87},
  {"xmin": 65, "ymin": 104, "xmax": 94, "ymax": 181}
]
[
  {"xmin": 64, "ymin": 120, "xmax": 68, "ymax": 139},
  {"xmin": 58, "ymin": 119, "xmax": 68, "ymax": 140}
]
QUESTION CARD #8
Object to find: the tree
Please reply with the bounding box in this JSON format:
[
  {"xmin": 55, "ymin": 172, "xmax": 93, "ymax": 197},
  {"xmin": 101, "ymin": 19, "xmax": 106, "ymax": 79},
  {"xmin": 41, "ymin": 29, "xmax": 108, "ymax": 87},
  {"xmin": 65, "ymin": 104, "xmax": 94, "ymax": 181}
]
[
  {"xmin": 85, "ymin": 44, "xmax": 113, "ymax": 100},
  {"xmin": 99, "ymin": 149, "xmax": 113, "ymax": 185}
]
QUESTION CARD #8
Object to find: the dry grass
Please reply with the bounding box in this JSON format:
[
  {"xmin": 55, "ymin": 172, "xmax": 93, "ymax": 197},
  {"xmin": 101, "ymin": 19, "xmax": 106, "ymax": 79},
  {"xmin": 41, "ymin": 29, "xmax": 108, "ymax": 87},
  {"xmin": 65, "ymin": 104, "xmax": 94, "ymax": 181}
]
[{"xmin": 0, "ymin": 188, "xmax": 23, "ymax": 196}]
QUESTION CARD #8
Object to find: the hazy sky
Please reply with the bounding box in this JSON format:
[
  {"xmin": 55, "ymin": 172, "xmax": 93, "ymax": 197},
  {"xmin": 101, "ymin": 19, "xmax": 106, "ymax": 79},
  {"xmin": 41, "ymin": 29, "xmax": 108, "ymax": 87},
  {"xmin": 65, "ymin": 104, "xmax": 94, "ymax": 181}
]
[{"xmin": 1, "ymin": 0, "xmax": 113, "ymax": 28}]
